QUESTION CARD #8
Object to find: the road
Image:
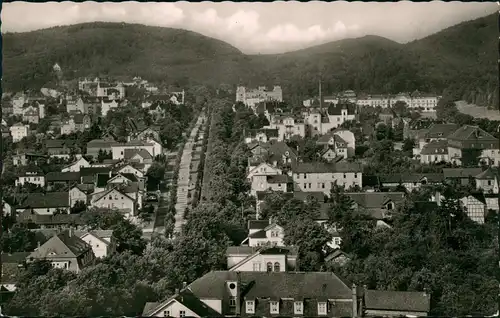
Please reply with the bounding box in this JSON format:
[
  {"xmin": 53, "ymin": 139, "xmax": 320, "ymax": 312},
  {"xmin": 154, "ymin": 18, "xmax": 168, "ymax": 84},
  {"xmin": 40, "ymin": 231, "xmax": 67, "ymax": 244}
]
[{"xmin": 173, "ymin": 114, "xmax": 206, "ymax": 235}]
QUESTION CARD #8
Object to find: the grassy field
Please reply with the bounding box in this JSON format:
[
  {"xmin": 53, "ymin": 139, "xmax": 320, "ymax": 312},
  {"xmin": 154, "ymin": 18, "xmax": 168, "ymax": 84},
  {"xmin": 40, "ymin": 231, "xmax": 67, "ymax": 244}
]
[{"xmin": 456, "ymin": 100, "xmax": 500, "ymax": 120}]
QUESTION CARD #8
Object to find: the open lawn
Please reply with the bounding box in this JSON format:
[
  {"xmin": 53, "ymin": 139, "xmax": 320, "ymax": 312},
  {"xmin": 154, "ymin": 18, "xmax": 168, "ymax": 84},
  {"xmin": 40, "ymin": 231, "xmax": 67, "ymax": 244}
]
[{"xmin": 456, "ymin": 100, "xmax": 500, "ymax": 120}]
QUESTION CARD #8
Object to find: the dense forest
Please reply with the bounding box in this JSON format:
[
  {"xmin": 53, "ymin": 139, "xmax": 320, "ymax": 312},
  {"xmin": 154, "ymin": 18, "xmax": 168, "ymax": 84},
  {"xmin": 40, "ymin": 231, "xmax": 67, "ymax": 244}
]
[{"xmin": 3, "ymin": 13, "xmax": 497, "ymax": 107}]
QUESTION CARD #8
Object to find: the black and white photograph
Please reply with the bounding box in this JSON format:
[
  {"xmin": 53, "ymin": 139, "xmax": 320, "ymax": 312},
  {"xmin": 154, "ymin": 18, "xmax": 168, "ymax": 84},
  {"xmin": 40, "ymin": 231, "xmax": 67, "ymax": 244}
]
[{"xmin": 0, "ymin": 1, "xmax": 498, "ymax": 317}]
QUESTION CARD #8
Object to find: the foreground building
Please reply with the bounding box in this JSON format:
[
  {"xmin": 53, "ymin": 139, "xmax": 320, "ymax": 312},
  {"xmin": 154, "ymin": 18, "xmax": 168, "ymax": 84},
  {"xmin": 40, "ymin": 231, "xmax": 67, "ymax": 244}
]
[{"xmin": 142, "ymin": 271, "xmax": 431, "ymax": 317}]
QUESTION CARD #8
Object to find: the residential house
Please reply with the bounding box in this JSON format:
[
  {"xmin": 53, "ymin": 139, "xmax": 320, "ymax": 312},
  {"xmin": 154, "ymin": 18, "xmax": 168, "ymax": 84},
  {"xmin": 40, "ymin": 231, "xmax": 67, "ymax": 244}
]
[
  {"xmin": 62, "ymin": 156, "xmax": 91, "ymax": 172},
  {"xmin": 247, "ymin": 163, "xmax": 290, "ymax": 196},
  {"xmin": 115, "ymin": 163, "xmax": 146, "ymax": 178},
  {"xmin": 266, "ymin": 114, "xmax": 306, "ymax": 141},
  {"xmin": 417, "ymin": 123, "xmax": 459, "ymax": 152},
  {"xmin": 26, "ymin": 230, "xmax": 95, "ymax": 273},
  {"xmin": 244, "ymin": 128, "xmax": 279, "ymax": 144},
  {"xmin": 325, "ymin": 249, "xmax": 352, "ymax": 267},
  {"xmin": 10, "ymin": 123, "xmax": 30, "ymax": 142},
  {"xmin": 22, "ymin": 107, "xmax": 39, "ymax": 124},
  {"xmin": 46, "ymin": 172, "xmax": 81, "ymax": 190},
  {"xmin": 293, "ymin": 162, "xmax": 363, "ymax": 195},
  {"xmin": 111, "ymin": 141, "xmax": 157, "ymax": 160},
  {"xmin": 86, "ymin": 139, "xmax": 114, "ymax": 159},
  {"xmin": 69, "ymin": 184, "xmax": 90, "ymax": 207},
  {"xmin": 142, "ymin": 271, "xmax": 368, "ymax": 317},
  {"xmin": 133, "ymin": 127, "xmax": 161, "ymax": 142},
  {"xmin": 226, "ymin": 246, "xmax": 297, "ymax": 272},
  {"xmin": 475, "ymin": 168, "xmax": 499, "ymax": 194},
  {"xmin": 80, "ymin": 166, "xmax": 112, "ymax": 184},
  {"xmin": 346, "ymin": 192, "xmax": 406, "ymax": 223},
  {"xmin": 16, "ymin": 192, "xmax": 70, "ymax": 215},
  {"xmin": 317, "ymin": 130, "xmax": 355, "ymax": 160},
  {"xmin": 447, "ymin": 125, "xmax": 500, "ymax": 166},
  {"xmin": 16, "ymin": 165, "xmax": 46, "ymax": 187},
  {"xmin": 46, "ymin": 139, "xmax": 77, "ymax": 159},
  {"xmin": 90, "ymin": 187, "xmax": 139, "ymax": 218},
  {"xmin": 97, "ymin": 82, "xmax": 125, "ymax": 99},
  {"xmin": 101, "ymin": 98, "xmax": 119, "ymax": 116},
  {"xmin": 12, "ymin": 92, "xmax": 27, "ymax": 115},
  {"xmin": 236, "ymin": 85, "xmax": 283, "ymax": 108},
  {"xmin": 1, "ymin": 252, "xmax": 30, "ymax": 292},
  {"xmin": 75, "ymin": 230, "xmax": 115, "ymax": 258},
  {"xmin": 420, "ymin": 140, "xmax": 449, "ymax": 164},
  {"xmin": 363, "ymin": 289, "xmax": 431, "ymax": 317},
  {"xmin": 409, "ymin": 90, "xmax": 440, "ymax": 111},
  {"xmin": 17, "ymin": 211, "xmax": 84, "ymax": 229},
  {"xmin": 326, "ymin": 103, "xmax": 357, "ymax": 129},
  {"xmin": 241, "ymin": 220, "xmax": 285, "ymax": 247},
  {"xmin": 260, "ymin": 141, "xmax": 298, "ymax": 168},
  {"xmin": 82, "ymin": 96, "xmax": 101, "ymax": 115},
  {"xmin": 378, "ymin": 173, "xmax": 444, "ymax": 192},
  {"xmin": 432, "ymin": 192, "xmax": 487, "ymax": 224},
  {"xmin": 66, "ymin": 97, "xmax": 85, "ymax": 114},
  {"xmin": 442, "ymin": 167, "xmax": 482, "ymax": 186},
  {"xmin": 12, "ymin": 152, "xmax": 47, "ymax": 167}
]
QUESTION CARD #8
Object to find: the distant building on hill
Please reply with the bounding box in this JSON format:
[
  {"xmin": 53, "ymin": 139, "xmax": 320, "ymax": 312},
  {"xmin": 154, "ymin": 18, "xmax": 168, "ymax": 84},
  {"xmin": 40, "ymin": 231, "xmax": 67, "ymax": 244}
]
[{"xmin": 236, "ymin": 85, "xmax": 283, "ymax": 108}]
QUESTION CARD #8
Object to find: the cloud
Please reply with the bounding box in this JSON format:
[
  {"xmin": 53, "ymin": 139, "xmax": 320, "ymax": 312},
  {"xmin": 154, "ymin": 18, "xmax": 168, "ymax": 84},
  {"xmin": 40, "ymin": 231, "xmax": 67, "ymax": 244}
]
[
  {"xmin": 1, "ymin": 2, "xmax": 185, "ymax": 32},
  {"xmin": 265, "ymin": 21, "xmax": 361, "ymax": 43},
  {"xmin": 190, "ymin": 8, "xmax": 260, "ymax": 38}
]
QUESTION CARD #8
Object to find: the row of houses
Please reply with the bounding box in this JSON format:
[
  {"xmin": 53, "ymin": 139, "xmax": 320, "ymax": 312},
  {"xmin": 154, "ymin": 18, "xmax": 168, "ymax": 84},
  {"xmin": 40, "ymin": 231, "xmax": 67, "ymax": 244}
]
[
  {"xmin": 415, "ymin": 124, "xmax": 500, "ymax": 166},
  {"xmin": 304, "ymin": 90, "xmax": 441, "ymax": 111}
]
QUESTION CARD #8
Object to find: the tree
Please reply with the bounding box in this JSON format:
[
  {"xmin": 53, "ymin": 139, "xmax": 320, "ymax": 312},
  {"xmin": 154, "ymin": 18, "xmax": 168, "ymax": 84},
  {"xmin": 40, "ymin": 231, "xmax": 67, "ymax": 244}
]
[
  {"xmin": 97, "ymin": 149, "xmax": 112, "ymax": 163},
  {"xmin": 146, "ymin": 163, "xmax": 166, "ymax": 191},
  {"xmin": 111, "ymin": 219, "xmax": 147, "ymax": 255},
  {"xmin": 402, "ymin": 138, "xmax": 416, "ymax": 153},
  {"xmin": 70, "ymin": 200, "xmax": 87, "ymax": 214},
  {"xmin": 1, "ymin": 224, "xmax": 37, "ymax": 253}
]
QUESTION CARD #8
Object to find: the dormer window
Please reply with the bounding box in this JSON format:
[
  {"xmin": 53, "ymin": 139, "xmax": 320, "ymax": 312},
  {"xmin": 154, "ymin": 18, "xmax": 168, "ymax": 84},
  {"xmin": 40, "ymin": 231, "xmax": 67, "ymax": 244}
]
[
  {"xmin": 266, "ymin": 262, "xmax": 273, "ymax": 272},
  {"xmin": 387, "ymin": 202, "xmax": 394, "ymax": 210},
  {"xmin": 294, "ymin": 301, "xmax": 303, "ymax": 315},
  {"xmin": 270, "ymin": 301, "xmax": 279, "ymax": 314},
  {"xmin": 318, "ymin": 302, "xmax": 327, "ymax": 315},
  {"xmin": 246, "ymin": 300, "xmax": 255, "ymax": 314}
]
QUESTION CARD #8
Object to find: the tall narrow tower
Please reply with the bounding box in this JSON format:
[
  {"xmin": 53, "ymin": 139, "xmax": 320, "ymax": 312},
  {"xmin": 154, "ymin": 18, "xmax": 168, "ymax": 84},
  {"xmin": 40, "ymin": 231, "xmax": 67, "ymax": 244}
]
[{"xmin": 319, "ymin": 78, "xmax": 323, "ymax": 134}]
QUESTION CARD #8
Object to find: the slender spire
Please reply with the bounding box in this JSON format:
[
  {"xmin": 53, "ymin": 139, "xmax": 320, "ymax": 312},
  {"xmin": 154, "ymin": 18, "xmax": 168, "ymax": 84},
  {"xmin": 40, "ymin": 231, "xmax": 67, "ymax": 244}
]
[{"xmin": 319, "ymin": 78, "xmax": 322, "ymax": 112}]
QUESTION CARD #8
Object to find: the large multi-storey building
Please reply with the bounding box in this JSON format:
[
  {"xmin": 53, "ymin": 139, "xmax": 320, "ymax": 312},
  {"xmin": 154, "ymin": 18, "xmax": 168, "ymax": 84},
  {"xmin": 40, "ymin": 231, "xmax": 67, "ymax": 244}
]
[
  {"xmin": 236, "ymin": 86, "xmax": 283, "ymax": 108},
  {"xmin": 447, "ymin": 125, "xmax": 500, "ymax": 166}
]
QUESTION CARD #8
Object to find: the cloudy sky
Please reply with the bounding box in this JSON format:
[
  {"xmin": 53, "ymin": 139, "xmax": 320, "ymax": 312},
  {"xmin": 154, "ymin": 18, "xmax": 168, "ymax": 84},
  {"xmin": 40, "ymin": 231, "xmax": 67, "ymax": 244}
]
[{"xmin": 2, "ymin": 1, "xmax": 496, "ymax": 54}]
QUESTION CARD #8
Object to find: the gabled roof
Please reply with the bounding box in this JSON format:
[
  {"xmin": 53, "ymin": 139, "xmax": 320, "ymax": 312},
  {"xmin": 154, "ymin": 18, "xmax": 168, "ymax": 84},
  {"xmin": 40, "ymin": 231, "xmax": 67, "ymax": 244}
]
[
  {"xmin": 28, "ymin": 231, "xmax": 91, "ymax": 260},
  {"xmin": 228, "ymin": 246, "xmax": 297, "ymax": 271},
  {"xmin": 346, "ymin": 192, "xmax": 405, "ymax": 209},
  {"xmin": 267, "ymin": 174, "xmax": 292, "ymax": 184},
  {"xmin": 75, "ymin": 230, "xmax": 113, "ymax": 246},
  {"xmin": 80, "ymin": 167, "xmax": 111, "ymax": 177},
  {"xmin": 46, "ymin": 172, "xmax": 81, "ymax": 182},
  {"xmin": 447, "ymin": 125, "xmax": 497, "ymax": 142},
  {"xmin": 475, "ymin": 168, "xmax": 498, "ymax": 180},
  {"xmin": 379, "ymin": 173, "xmax": 444, "ymax": 184},
  {"xmin": 92, "ymin": 187, "xmax": 134, "ymax": 203},
  {"xmin": 267, "ymin": 141, "xmax": 298, "ymax": 159},
  {"xmin": 1, "ymin": 252, "xmax": 31, "ymax": 264},
  {"xmin": 124, "ymin": 148, "xmax": 153, "ymax": 160},
  {"xmin": 294, "ymin": 161, "xmax": 362, "ymax": 173},
  {"xmin": 443, "ymin": 168, "xmax": 483, "ymax": 179},
  {"xmin": 188, "ymin": 271, "xmax": 353, "ymax": 300},
  {"xmin": 424, "ymin": 123, "xmax": 459, "ymax": 139},
  {"xmin": 364, "ymin": 289, "xmax": 430, "ymax": 313},
  {"xmin": 327, "ymin": 103, "xmax": 356, "ymax": 116},
  {"xmin": 142, "ymin": 288, "xmax": 221, "ymax": 317},
  {"xmin": 420, "ymin": 140, "xmax": 448, "ymax": 155},
  {"xmin": 45, "ymin": 139, "xmax": 76, "ymax": 149},
  {"xmin": 18, "ymin": 192, "xmax": 69, "ymax": 209},
  {"xmin": 247, "ymin": 220, "xmax": 271, "ymax": 230}
]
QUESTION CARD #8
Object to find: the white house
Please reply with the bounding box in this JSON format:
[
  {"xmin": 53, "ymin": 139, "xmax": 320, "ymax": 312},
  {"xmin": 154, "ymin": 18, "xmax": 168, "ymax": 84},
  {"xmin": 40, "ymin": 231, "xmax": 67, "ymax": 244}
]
[
  {"xmin": 10, "ymin": 123, "xmax": 30, "ymax": 142},
  {"xmin": 76, "ymin": 230, "xmax": 115, "ymax": 258},
  {"xmin": 91, "ymin": 188, "xmax": 138, "ymax": 218},
  {"xmin": 69, "ymin": 185, "xmax": 89, "ymax": 207},
  {"xmin": 111, "ymin": 141, "xmax": 156, "ymax": 160},
  {"xmin": 475, "ymin": 168, "xmax": 499, "ymax": 194},
  {"xmin": 101, "ymin": 99, "xmax": 119, "ymax": 117},
  {"xmin": 241, "ymin": 221, "xmax": 285, "ymax": 247},
  {"xmin": 62, "ymin": 156, "xmax": 91, "ymax": 172},
  {"xmin": 226, "ymin": 246, "xmax": 297, "ymax": 272},
  {"xmin": 116, "ymin": 164, "xmax": 146, "ymax": 177}
]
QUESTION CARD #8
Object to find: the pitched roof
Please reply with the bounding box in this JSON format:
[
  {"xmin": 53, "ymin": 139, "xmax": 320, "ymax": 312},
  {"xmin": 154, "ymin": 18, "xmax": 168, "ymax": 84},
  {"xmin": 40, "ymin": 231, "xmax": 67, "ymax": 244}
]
[
  {"xmin": 294, "ymin": 162, "xmax": 362, "ymax": 173},
  {"xmin": 475, "ymin": 167, "xmax": 498, "ymax": 180},
  {"xmin": 293, "ymin": 191, "xmax": 326, "ymax": 202},
  {"xmin": 246, "ymin": 128, "xmax": 279, "ymax": 138},
  {"xmin": 80, "ymin": 167, "xmax": 111, "ymax": 177},
  {"xmin": 327, "ymin": 103, "xmax": 356, "ymax": 116},
  {"xmin": 96, "ymin": 173, "xmax": 111, "ymax": 188},
  {"xmin": 87, "ymin": 139, "xmax": 113, "ymax": 148},
  {"xmin": 28, "ymin": 231, "xmax": 91, "ymax": 259},
  {"xmin": 346, "ymin": 192, "xmax": 405, "ymax": 209},
  {"xmin": 443, "ymin": 168, "xmax": 483, "ymax": 179},
  {"xmin": 247, "ymin": 220, "xmax": 271, "ymax": 230},
  {"xmin": 188, "ymin": 271, "xmax": 353, "ymax": 300},
  {"xmin": 267, "ymin": 141, "xmax": 298, "ymax": 159},
  {"xmin": 143, "ymin": 289, "xmax": 221, "ymax": 317},
  {"xmin": 18, "ymin": 192, "xmax": 69, "ymax": 209},
  {"xmin": 267, "ymin": 174, "xmax": 292, "ymax": 184},
  {"xmin": 123, "ymin": 148, "xmax": 153, "ymax": 160},
  {"xmin": 379, "ymin": 173, "xmax": 444, "ymax": 184},
  {"xmin": 229, "ymin": 247, "xmax": 298, "ymax": 270},
  {"xmin": 1, "ymin": 252, "xmax": 30, "ymax": 264},
  {"xmin": 447, "ymin": 125, "xmax": 496, "ymax": 142},
  {"xmin": 424, "ymin": 123, "xmax": 459, "ymax": 139},
  {"xmin": 226, "ymin": 246, "xmax": 261, "ymax": 255},
  {"xmin": 364, "ymin": 289, "xmax": 430, "ymax": 313},
  {"xmin": 45, "ymin": 139, "xmax": 76, "ymax": 149},
  {"xmin": 46, "ymin": 172, "xmax": 81, "ymax": 182},
  {"xmin": 420, "ymin": 140, "xmax": 448, "ymax": 155}
]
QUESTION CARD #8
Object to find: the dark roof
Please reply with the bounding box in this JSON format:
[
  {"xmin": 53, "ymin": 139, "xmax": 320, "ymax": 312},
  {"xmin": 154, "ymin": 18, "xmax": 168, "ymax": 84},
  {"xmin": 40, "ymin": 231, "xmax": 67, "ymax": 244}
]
[
  {"xmin": 247, "ymin": 220, "xmax": 271, "ymax": 230},
  {"xmin": 248, "ymin": 229, "xmax": 267, "ymax": 238},
  {"xmin": 293, "ymin": 191, "xmax": 326, "ymax": 202},
  {"xmin": 45, "ymin": 139, "xmax": 76, "ymax": 149},
  {"xmin": 420, "ymin": 140, "xmax": 448, "ymax": 155},
  {"xmin": 346, "ymin": 192, "xmax": 405, "ymax": 209},
  {"xmin": 123, "ymin": 148, "xmax": 153, "ymax": 160},
  {"xmin": 18, "ymin": 192, "xmax": 69, "ymax": 209},
  {"xmin": 475, "ymin": 167, "xmax": 498, "ymax": 180},
  {"xmin": 443, "ymin": 168, "xmax": 483, "ymax": 179},
  {"xmin": 1, "ymin": 252, "xmax": 30, "ymax": 264},
  {"xmin": 46, "ymin": 172, "xmax": 80, "ymax": 182},
  {"xmin": 255, "ymin": 191, "xmax": 293, "ymax": 201},
  {"xmin": 294, "ymin": 162, "xmax": 362, "ymax": 173},
  {"xmin": 86, "ymin": 139, "xmax": 113, "ymax": 149},
  {"xmin": 143, "ymin": 289, "xmax": 221, "ymax": 317},
  {"xmin": 447, "ymin": 125, "xmax": 497, "ymax": 142},
  {"xmin": 362, "ymin": 175, "xmax": 381, "ymax": 187},
  {"xmin": 28, "ymin": 230, "xmax": 90, "ymax": 259},
  {"xmin": 246, "ymin": 128, "xmax": 279, "ymax": 138},
  {"xmin": 188, "ymin": 271, "xmax": 353, "ymax": 300},
  {"xmin": 226, "ymin": 246, "xmax": 262, "ymax": 255},
  {"xmin": 379, "ymin": 173, "xmax": 444, "ymax": 184},
  {"xmin": 424, "ymin": 123, "xmax": 459, "ymax": 139},
  {"xmin": 267, "ymin": 174, "xmax": 292, "ymax": 184},
  {"xmin": 327, "ymin": 103, "xmax": 356, "ymax": 116},
  {"xmin": 80, "ymin": 167, "xmax": 111, "ymax": 177},
  {"xmin": 96, "ymin": 173, "xmax": 111, "ymax": 187},
  {"xmin": 364, "ymin": 289, "xmax": 430, "ymax": 313}
]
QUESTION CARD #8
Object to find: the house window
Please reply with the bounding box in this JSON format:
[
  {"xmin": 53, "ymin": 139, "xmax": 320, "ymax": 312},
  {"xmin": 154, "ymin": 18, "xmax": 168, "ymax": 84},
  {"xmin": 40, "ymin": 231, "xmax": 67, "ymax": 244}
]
[
  {"xmin": 343, "ymin": 173, "xmax": 346, "ymax": 178},
  {"xmin": 318, "ymin": 302, "xmax": 327, "ymax": 315},
  {"xmin": 253, "ymin": 262, "xmax": 261, "ymax": 271},
  {"xmin": 278, "ymin": 183, "xmax": 281, "ymax": 187},
  {"xmin": 270, "ymin": 301, "xmax": 279, "ymax": 314},
  {"xmin": 321, "ymin": 183, "xmax": 325, "ymax": 189},
  {"xmin": 229, "ymin": 296, "xmax": 237, "ymax": 307},
  {"xmin": 179, "ymin": 311, "xmax": 186, "ymax": 318},
  {"xmin": 354, "ymin": 173, "xmax": 358, "ymax": 178},
  {"xmin": 488, "ymin": 180, "xmax": 492, "ymax": 186},
  {"xmin": 308, "ymin": 183, "xmax": 312, "ymax": 188},
  {"xmin": 387, "ymin": 202, "xmax": 394, "ymax": 210},
  {"xmin": 274, "ymin": 262, "xmax": 280, "ymax": 272},
  {"xmin": 109, "ymin": 196, "xmax": 112, "ymax": 200},
  {"xmin": 246, "ymin": 300, "xmax": 255, "ymax": 314},
  {"xmin": 303, "ymin": 183, "xmax": 307, "ymax": 188},
  {"xmin": 267, "ymin": 262, "xmax": 273, "ymax": 272},
  {"xmin": 294, "ymin": 301, "xmax": 303, "ymax": 315},
  {"xmin": 163, "ymin": 310, "xmax": 170, "ymax": 317},
  {"xmin": 303, "ymin": 173, "xmax": 307, "ymax": 179}
]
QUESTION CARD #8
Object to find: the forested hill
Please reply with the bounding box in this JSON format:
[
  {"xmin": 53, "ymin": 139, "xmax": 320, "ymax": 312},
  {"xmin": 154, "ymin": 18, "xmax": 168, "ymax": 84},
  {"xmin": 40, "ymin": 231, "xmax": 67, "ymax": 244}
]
[{"xmin": 3, "ymin": 13, "xmax": 498, "ymax": 107}]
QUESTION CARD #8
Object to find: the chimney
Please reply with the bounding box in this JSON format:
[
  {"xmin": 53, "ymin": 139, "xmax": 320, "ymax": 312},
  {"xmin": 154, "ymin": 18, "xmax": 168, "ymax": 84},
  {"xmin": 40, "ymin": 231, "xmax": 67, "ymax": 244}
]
[
  {"xmin": 352, "ymin": 283, "xmax": 358, "ymax": 318},
  {"xmin": 182, "ymin": 282, "xmax": 187, "ymax": 290},
  {"xmin": 37, "ymin": 241, "xmax": 41, "ymax": 249},
  {"xmin": 235, "ymin": 272, "xmax": 242, "ymax": 316},
  {"xmin": 69, "ymin": 227, "xmax": 73, "ymax": 237},
  {"xmin": 109, "ymin": 170, "xmax": 112, "ymax": 177},
  {"xmin": 175, "ymin": 288, "xmax": 179, "ymax": 295}
]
